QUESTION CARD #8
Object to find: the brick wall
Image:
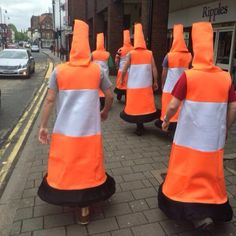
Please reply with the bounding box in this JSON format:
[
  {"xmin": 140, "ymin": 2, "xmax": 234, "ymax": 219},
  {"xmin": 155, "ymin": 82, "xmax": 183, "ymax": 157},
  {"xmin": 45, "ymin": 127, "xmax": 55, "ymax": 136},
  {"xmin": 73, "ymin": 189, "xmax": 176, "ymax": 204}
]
[
  {"xmin": 151, "ymin": 0, "xmax": 169, "ymax": 87},
  {"xmin": 107, "ymin": 0, "xmax": 123, "ymax": 74},
  {"xmin": 68, "ymin": 0, "xmax": 86, "ymax": 25}
]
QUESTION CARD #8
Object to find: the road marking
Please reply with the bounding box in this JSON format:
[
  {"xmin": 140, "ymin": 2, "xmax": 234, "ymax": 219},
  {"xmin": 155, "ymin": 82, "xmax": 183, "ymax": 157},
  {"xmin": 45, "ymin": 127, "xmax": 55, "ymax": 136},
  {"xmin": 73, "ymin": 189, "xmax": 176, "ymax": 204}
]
[
  {"xmin": 45, "ymin": 62, "xmax": 53, "ymax": 80},
  {"xmin": 0, "ymin": 62, "xmax": 53, "ymax": 186}
]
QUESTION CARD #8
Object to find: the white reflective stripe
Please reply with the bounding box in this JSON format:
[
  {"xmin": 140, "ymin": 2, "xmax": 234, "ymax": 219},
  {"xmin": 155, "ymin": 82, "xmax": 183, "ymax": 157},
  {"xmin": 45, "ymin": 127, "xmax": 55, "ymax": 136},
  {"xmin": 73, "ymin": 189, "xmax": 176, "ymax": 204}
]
[
  {"xmin": 54, "ymin": 90, "xmax": 101, "ymax": 137},
  {"xmin": 174, "ymin": 100, "xmax": 227, "ymax": 151},
  {"xmin": 119, "ymin": 56, "xmax": 127, "ymax": 71},
  {"xmin": 94, "ymin": 60, "xmax": 109, "ymax": 77},
  {"xmin": 128, "ymin": 64, "xmax": 152, "ymax": 88},
  {"xmin": 163, "ymin": 67, "xmax": 186, "ymax": 93}
]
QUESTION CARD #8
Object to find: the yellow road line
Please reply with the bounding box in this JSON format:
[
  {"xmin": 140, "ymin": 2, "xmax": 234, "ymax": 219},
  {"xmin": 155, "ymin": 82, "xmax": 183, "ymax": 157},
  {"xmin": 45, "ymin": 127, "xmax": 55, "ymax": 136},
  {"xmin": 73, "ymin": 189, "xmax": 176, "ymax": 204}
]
[
  {"xmin": 45, "ymin": 62, "xmax": 53, "ymax": 80},
  {"xmin": 0, "ymin": 62, "xmax": 53, "ymax": 186},
  {"xmin": 0, "ymin": 86, "xmax": 48, "ymax": 183}
]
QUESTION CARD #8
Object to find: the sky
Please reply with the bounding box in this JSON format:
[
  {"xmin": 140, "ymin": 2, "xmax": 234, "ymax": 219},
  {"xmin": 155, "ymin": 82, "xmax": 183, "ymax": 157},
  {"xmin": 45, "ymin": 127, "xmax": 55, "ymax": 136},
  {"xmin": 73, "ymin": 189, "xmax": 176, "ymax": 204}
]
[{"xmin": 0, "ymin": 0, "xmax": 53, "ymax": 31}]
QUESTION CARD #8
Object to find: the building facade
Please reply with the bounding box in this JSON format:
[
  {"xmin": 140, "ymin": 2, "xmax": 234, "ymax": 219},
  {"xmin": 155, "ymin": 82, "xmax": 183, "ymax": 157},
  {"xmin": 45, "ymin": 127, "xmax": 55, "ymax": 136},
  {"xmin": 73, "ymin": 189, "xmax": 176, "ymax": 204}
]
[
  {"xmin": 65, "ymin": 0, "xmax": 169, "ymax": 77},
  {"xmin": 169, "ymin": 0, "xmax": 236, "ymax": 85},
  {"xmin": 30, "ymin": 13, "xmax": 54, "ymax": 48},
  {"xmin": 63, "ymin": 0, "xmax": 236, "ymax": 83}
]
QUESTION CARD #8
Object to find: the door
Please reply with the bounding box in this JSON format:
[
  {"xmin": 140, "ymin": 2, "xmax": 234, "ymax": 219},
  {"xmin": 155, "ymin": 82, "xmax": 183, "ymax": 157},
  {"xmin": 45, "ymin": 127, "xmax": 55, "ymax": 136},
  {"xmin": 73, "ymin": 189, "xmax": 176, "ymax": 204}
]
[{"xmin": 214, "ymin": 27, "xmax": 235, "ymax": 72}]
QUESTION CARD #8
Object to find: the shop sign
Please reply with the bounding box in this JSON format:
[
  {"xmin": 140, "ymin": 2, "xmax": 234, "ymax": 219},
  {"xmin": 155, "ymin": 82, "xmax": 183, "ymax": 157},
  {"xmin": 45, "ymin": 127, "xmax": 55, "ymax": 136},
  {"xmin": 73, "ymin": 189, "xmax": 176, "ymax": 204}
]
[{"xmin": 202, "ymin": 2, "xmax": 228, "ymax": 21}]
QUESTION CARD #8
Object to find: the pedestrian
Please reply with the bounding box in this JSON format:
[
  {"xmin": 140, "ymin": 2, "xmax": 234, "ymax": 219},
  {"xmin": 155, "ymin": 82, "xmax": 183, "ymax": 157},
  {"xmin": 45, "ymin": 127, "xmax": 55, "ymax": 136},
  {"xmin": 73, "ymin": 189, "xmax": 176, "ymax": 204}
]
[
  {"xmin": 60, "ymin": 45, "xmax": 65, "ymax": 61},
  {"xmin": 114, "ymin": 30, "xmax": 133, "ymax": 101},
  {"xmin": 50, "ymin": 44, "xmax": 54, "ymax": 53},
  {"xmin": 120, "ymin": 23, "xmax": 159, "ymax": 136},
  {"xmin": 37, "ymin": 20, "xmax": 116, "ymax": 225},
  {"xmin": 158, "ymin": 22, "xmax": 236, "ymax": 231},
  {"xmin": 92, "ymin": 33, "xmax": 114, "ymax": 110},
  {"xmin": 155, "ymin": 24, "xmax": 192, "ymax": 133}
]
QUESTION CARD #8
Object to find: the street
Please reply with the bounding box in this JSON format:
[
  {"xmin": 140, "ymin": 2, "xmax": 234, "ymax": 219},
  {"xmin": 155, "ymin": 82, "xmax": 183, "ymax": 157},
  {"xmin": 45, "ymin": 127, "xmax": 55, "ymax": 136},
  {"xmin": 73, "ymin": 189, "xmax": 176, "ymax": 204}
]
[
  {"xmin": 0, "ymin": 52, "xmax": 48, "ymax": 144},
  {"xmin": 0, "ymin": 50, "xmax": 235, "ymax": 235}
]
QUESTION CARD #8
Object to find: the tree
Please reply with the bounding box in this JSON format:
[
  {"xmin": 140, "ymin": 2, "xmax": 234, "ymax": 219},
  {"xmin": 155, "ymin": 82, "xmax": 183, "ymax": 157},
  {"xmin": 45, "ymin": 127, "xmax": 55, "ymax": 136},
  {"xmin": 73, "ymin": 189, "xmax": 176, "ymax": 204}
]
[{"xmin": 8, "ymin": 24, "xmax": 28, "ymax": 41}]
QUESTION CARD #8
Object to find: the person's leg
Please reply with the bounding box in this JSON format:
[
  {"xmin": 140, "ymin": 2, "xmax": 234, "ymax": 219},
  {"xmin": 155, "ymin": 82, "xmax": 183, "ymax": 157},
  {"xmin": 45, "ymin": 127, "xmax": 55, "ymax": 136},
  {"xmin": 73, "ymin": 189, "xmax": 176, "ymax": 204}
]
[
  {"xmin": 135, "ymin": 123, "xmax": 144, "ymax": 136},
  {"xmin": 76, "ymin": 206, "xmax": 90, "ymax": 225},
  {"xmin": 117, "ymin": 93, "xmax": 122, "ymax": 101}
]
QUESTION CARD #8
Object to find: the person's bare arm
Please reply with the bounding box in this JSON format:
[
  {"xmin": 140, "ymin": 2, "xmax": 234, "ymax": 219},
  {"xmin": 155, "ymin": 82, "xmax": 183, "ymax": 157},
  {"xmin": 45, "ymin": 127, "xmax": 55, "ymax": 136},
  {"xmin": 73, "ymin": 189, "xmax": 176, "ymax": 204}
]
[
  {"xmin": 151, "ymin": 56, "xmax": 158, "ymax": 91},
  {"xmin": 38, "ymin": 89, "xmax": 57, "ymax": 144},
  {"xmin": 115, "ymin": 54, "xmax": 120, "ymax": 70},
  {"xmin": 162, "ymin": 97, "xmax": 181, "ymax": 131},
  {"xmin": 227, "ymin": 101, "xmax": 236, "ymax": 131},
  {"xmin": 101, "ymin": 88, "xmax": 114, "ymax": 121},
  {"xmin": 161, "ymin": 68, "xmax": 168, "ymax": 90},
  {"xmin": 121, "ymin": 54, "xmax": 131, "ymax": 85}
]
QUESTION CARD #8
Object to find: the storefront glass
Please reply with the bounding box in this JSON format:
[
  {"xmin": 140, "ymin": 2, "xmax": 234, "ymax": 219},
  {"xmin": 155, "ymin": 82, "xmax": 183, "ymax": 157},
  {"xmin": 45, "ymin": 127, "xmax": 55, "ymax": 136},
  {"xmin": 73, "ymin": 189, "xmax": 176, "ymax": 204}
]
[{"xmin": 216, "ymin": 31, "xmax": 233, "ymax": 65}]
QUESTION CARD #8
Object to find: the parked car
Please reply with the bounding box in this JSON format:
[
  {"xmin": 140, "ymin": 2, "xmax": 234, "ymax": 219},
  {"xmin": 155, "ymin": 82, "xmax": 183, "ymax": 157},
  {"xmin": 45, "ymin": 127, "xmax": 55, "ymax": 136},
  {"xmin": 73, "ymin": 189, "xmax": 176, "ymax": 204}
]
[
  {"xmin": 25, "ymin": 43, "xmax": 31, "ymax": 49},
  {"xmin": 0, "ymin": 49, "xmax": 35, "ymax": 78},
  {"xmin": 7, "ymin": 43, "xmax": 19, "ymax": 49},
  {"xmin": 31, "ymin": 44, "xmax": 40, "ymax": 52}
]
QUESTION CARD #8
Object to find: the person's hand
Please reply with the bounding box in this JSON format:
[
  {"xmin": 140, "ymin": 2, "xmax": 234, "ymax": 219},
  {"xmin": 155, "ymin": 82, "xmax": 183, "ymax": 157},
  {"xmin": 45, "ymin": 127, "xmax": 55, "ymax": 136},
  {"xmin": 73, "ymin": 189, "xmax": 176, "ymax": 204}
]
[
  {"xmin": 38, "ymin": 128, "xmax": 49, "ymax": 144},
  {"xmin": 153, "ymin": 82, "xmax": 158, "ymax": 91},
  {"xmin": 120, "ymin": 78, "xmax": 125, "ymax": 86},
  {"xmin": 161, "ymin": 83, "xmax": 164, "ymax": 91},
  {"xmin": 101, "ymin": 110, "xmax": 108, "ymax": 121},
  {"xmin": 162, "ymin": 116, "xmax": 170, "ymax": 132}
]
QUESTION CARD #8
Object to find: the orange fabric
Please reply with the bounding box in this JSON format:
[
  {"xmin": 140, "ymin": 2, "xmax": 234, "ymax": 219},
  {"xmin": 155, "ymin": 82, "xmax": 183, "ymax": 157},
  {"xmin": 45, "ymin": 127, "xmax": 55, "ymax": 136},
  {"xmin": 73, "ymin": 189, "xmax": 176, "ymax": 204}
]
[
  {"xmin": 116, "ymin": 71, "xmax": 128, "ymax": 90},
  {"xmin": 161, "ymin": 93, "xmax": 180, "ymax": 122},
  {"xmin": 125, "ymin": 87, "xmax": 156, "ymax": 115},
  {"xmin": 186, "ymin": 70, "xmax": 231, "ymax": 102},
  {"xmin": 96, "ymin": 33, "xmax": 105, "ymax": 51},
  {"xmin": 115, "ymin": 30, "xmax": 133, "ymax": 90},
  {"xmin": 130, "ymin": 49, "xmax": 152, "ymax": 64},
  {"xmin": 163, "ymin": 143, "xmax": 227, "ymax": 204},
  {"xmin": 168, "ymin": 53, "xmax": 192, "ymax": 68},
  {"xmin": 134, "ymin": 23, "xmax": 146, "ymax": 49},
  {"xmin": 92, "ymin": 33, "xmax": 110, "ymax": 61},
  {"xmin": 191, "ymin": 22, "xmax": 220, "ymax": 71},
  {"xmin": 92, "ymin": 50, "xmax": 110, "ymax": 62},
  {"xmin": 170, "ymin": 24, "xmax": 188, "ymax": 53},
  {"xmin": 69, "ymin": 20, "xmax": 91, "ymax": 66},
  {"xmin": 99, "ymin": 89, "xmax": 105, "ymax": 97},
  {"xmin": 123, "ymin": 30, "xmax": 132, "ymax": 47},
  {"xmin": 47, "ymin": 133, "xmax": 107, "ymax": 190},
  {"xmin": 56, "ymin": 63, "xmax": 100, "ymax": 90}
]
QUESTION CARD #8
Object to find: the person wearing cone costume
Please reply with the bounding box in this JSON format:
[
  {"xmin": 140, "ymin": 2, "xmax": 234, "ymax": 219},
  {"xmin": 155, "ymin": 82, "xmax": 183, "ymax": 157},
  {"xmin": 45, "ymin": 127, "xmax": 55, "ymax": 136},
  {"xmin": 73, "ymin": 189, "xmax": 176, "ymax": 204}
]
[
  {"xmin": 158, "ymin": 22, "xmax": 236, "ymax": 230},
  {"xmin": 155, "ymin": 24, "xmax": 192, "ymax": 132},
  {"xmin": 92, "ymin": 33, "xmax": 113, "ymax": 110},
  {"xmin": 120, "ymin": 23, "xmax": 159, "ymax": 136},
  {"xmin": 37, "ymin": 20, "xmax": 116, "ymax": 225},
  {"xmin": 114, "ymin": 30, "xmax": 133, "ymax": 101}
]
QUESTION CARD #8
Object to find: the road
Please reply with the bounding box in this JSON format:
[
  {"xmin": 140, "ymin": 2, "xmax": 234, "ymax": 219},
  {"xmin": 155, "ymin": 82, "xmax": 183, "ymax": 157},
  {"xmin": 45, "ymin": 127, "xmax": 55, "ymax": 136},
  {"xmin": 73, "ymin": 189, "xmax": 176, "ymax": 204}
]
[{"xmin": 0, "ymin": 52, "xmax": 49, "ymax": 145}]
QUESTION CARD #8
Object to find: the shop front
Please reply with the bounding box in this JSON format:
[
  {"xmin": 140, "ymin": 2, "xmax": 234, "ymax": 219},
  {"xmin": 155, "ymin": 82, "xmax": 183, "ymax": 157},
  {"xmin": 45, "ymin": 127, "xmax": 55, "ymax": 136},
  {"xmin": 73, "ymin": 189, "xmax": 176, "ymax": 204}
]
[{"xmin": 168, "ymin": 0, "xmax": 236, "ymax": 84}]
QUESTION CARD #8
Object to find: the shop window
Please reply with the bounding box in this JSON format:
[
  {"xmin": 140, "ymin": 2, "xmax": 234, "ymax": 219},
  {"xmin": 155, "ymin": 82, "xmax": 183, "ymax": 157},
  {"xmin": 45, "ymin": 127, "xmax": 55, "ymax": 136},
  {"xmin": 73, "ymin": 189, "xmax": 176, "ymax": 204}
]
[{"xmin": 216, "ymin": 31, "xmax": 232, "ymax": 64}]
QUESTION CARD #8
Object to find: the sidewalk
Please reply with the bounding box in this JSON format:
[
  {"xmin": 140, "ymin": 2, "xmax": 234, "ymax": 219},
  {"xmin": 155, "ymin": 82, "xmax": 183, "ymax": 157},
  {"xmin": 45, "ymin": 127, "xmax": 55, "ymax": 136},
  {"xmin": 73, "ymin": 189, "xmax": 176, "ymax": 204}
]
[{"xmin": 0, "ymin": 51, "xmax": 235, "ymax": 236}]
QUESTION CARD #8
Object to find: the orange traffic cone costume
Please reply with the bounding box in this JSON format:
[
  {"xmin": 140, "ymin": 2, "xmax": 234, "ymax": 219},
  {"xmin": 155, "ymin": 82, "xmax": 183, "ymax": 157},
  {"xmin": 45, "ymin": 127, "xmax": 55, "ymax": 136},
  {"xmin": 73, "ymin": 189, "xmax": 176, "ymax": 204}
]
[
  {"xmin": 38, "ymin": 20, "xmax": 115, "ymax": 206},
  {"xmin": 120, "ymin": 23, "xmax": 158, "ymax": 124},
  {"xmin": 92, "ymin": 33, "xmax": 110, "ymax": 109},
  {"xmin": 158, "ymin": 22, "xmax": 232, "ymax": 222},
  {"xmin": 114, "ymin": 30, "xmax": 133, "ymax": 97},
  {"xmin": 160, "ymin": 24, "xmax": 191, "ymax": 123}
]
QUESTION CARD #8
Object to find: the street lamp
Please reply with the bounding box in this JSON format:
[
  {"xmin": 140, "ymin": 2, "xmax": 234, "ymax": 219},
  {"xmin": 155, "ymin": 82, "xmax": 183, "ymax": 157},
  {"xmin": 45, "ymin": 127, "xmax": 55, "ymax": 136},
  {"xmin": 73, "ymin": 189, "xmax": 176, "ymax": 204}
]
[
  {"xmin": 52, "ymin": 0, "xmax": 56, "ymax": 55},
  {"xmin": 0, "ymin": 8, "xmax": 8, "ymax": 24}
]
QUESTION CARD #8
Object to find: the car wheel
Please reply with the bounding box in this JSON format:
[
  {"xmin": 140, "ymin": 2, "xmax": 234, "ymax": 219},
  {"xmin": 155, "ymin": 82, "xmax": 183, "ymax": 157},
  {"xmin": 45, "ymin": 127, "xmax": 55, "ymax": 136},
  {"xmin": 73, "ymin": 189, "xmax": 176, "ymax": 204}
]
[{"xmin": 25, "ymin": 69, "xmax": 30, "ymax": 79}]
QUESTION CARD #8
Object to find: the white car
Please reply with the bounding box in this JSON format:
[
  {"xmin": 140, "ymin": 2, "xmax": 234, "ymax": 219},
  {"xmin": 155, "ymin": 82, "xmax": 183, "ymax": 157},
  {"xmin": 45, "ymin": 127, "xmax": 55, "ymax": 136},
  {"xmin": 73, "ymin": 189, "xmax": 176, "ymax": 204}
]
[
  {"xmin": 0, "ymin": 49, "xmax": 35, "ymax": 78},
  {"xmin": 31, "ymin": 45, "xmax": 40, "ymax": 52}
]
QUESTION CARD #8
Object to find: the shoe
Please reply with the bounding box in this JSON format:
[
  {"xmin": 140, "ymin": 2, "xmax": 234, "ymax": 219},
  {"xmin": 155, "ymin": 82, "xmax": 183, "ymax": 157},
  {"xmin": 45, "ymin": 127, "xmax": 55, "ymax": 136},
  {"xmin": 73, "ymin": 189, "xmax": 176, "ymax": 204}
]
[
  {"xmin": 76, "ymin": 207, "xmax": 90, "ymax": 225},
  {"xmin": 192, "ymin": 217, "xmax": 214, "ymax": 231},
  {"xmin": 117, "ymin": 94, "xmax": 122, "ymax": 101},
  {"xmin": 154, "ymin": 119, "xmax": 163, "ymax": 129},
  {"xmin": 135, "ymin": 128, "xmax": 142, "ymax": 136}
]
